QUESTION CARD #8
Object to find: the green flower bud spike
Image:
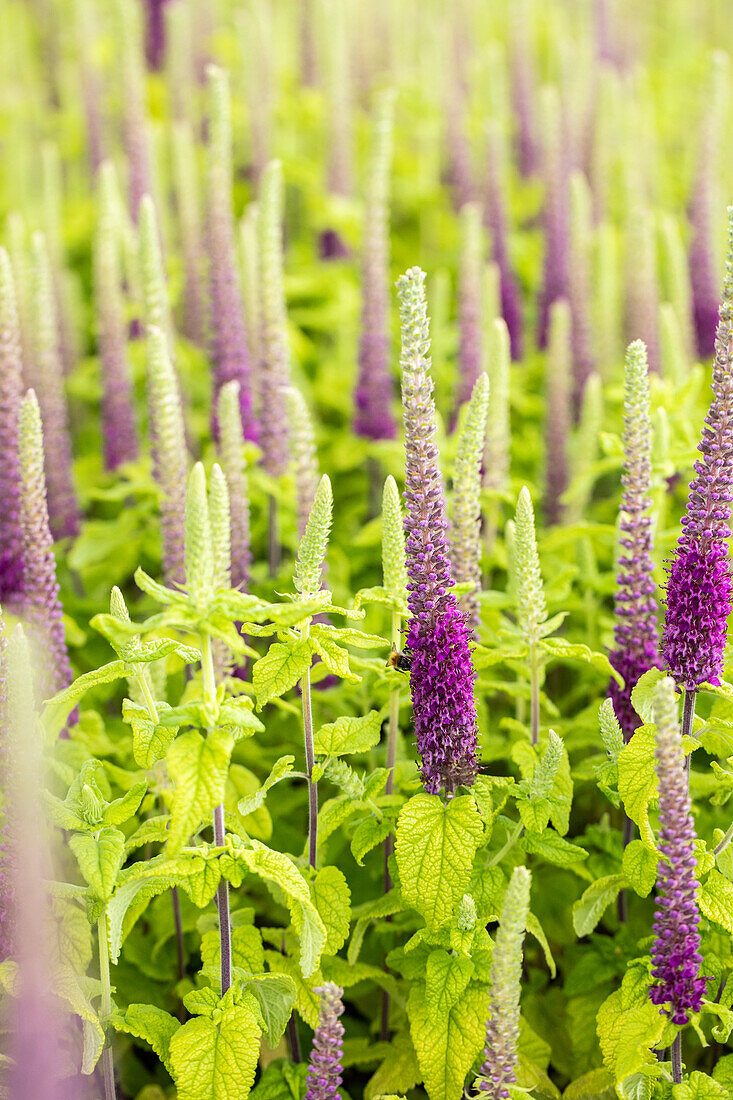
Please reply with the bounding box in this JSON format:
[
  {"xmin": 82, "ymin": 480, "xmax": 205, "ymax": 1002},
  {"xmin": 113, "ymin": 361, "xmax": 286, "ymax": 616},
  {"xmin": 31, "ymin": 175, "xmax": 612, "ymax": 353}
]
[
  {"xmin": 294, "ymin": 474, "xmax": 333, "ymax": 601},
  {"xmin": 184, "ymin": 462, "xmax": 214, "ymax": 613},
  {"xmin": 451, "ymin": 372, "xmax": 490, "ymax": 631},
  {"xmin": 287, "ymin": 386, "xmax": 320, "ymax": 540},
  {"xmin": 139, "ymin": 195, "xmax": 175, "ymax": 355},
  {"xmin": 483, "ymin": 317, "xmax": 511, "ymax": 562},
  {"xmin": 217, "ymin": 380, "xmax": 251, "ymax": 589},
  {"xmin": 514, "ymin": 486, "xmax": 548, "ymax": 745},
  {"xmin": 146, "ymin": 325, "xmax": 188, "ymax": 586}
]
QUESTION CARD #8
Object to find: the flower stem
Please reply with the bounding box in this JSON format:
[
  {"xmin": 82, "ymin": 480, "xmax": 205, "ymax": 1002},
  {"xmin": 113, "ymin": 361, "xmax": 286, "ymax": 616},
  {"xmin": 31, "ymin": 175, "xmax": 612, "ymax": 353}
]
[
  {"xmin": 489, "ymin": 820, "xmax": 524, "ymax": 867},
  {"xmin": 682, "ymin": 688, "xmax": 696, "ymax": 774},
  {"xmin": 201, "ymin": 632, "xmax": 232, "ymax": 995},
  {"xmin": 529, "ymin": 644, "xmax": 540, "ymax": 746},
  {"xmin": 97, "ymin": 913, "xmax": 117, "ymax": 1100},
  {"xmin": 301, "ymin": 622, "xmax": 318, "ymax": 869},
  {"xmin": 671, "ymin": 1033, "xmax": 682, "ymax": 1084},
  {"xmin": 714, "ymin": 820, "xmax": 733, "ymax": 855}
]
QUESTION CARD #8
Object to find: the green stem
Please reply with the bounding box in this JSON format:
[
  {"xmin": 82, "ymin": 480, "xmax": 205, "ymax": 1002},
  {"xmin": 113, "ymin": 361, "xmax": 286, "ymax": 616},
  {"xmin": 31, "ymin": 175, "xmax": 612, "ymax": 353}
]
[
  {"xmin": 714, "ymin": 820, "xmax": 733, "ymax": 856},
  {"xmin": 529, "ymin": 643, "xmax": 540, "ymax": 746},
  {"xmin": 300, "ymin": 621, "xmax": 318, "ymax": 869},
  {"xmin": 97, "ymin": 913, "xmax": 117, "ymax": 1100},
  {"xmin": 201, "ymin": 632, "xmax": 232, "ymax": 996},
  {"xmin": 381, "ymin": 610, "xmax": 402, "ymax": 1042},
  {"xmin": 488, "ymin": 820, "xmax": 524, "ymax": 867}
]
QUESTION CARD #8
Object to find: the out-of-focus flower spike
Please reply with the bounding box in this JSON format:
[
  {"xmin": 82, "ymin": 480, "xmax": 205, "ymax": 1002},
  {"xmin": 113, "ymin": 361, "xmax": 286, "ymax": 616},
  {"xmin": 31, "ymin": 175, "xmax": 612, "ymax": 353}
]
[
  {"xmin": 95, "ymin": 162, "xmax": 138, "ymax": 471},
  {"xmin": 286, "ymin": 386, "xmax": 319, "ymax": 540},
  {"xmin": 689, "ymin": 53, "xmax": 729, "ymax": 360},
  {"xmin": 144, "ymin": 0, "xmax": 169, "ymax": 70},
  {"xmin": 590, "ymin": 68, "xmax": 623, "ymax": 223},
  {"xmin": 398, "ymin": 267, "xmax": 478, "ymax": 794},
  {"xmin": 445, "ymin": 78, "xmax": 474, "ymax": 214},
  {"xmin": 566, "ymin": 372, "xmax": 603, "ymax": 524},
  {"xmin": 354, "ymin": 89, "xmax": 397, "ymax": 442},
  {"xmin": 509, "ymin": 0, "xmax": 538, "ymax": 177},
  {"xmin": 319, "ymin": 0, "xmax": 352, "ymax": 259},
  {"xmin": 662, "ymin": 208, "xmax": 733, "ymax": 690},
  {"xmin": 484, "ymin": 118, "xmax": 523, "ymax": 361},
  {"xmin": 239, "ymin": 204, "xmax": 261, "ymax": 380},
  {"xmin": 184, "ymin": 463, "xmax": 214, "ymax": 611},
  {"xmin": 117, "ymin": 0, "xmax": 153, "ymax": 219},
  {"xmin": 239, "ymin": 3, "xmax": 274, "ymax": 188},
  {"xmin": 304, "ymin": 982, "xmax": 345, "ymax": 1100},
  {"xmin": 451, "ymin": 374, "xmax": 490, "ymax": 629},
  {"xmin": 649, "ymin": 676, "xmax": 707, "ymax": 1024},
  {"xmin": 513, "ymin": 487, "xmax": 547, "ymax": 645},
  {"xmin": 41, "ymin": 142, "xmax": 75, "ymax": 379},
  {"xmin": 659, "ymin": 214, "xmax": 695, "ymax": 366},
  {"xmin": 0, "ymin": 606, "xmax": 12, "ymax": 963},
  {"xmin": 258, "ymin": 160, "xmax": 291, "ymax": 478},
  {"xmin": 209, "ymin": 463, "xmax": 231, "ymax": 592},
  {"xmin": 382, "ymin": 474, "xmax": 407, "ymax": 600},
  {"xmin": 217, "ymin": 380, "xmax": 251, "ymax": 589},
  {"xmin": 0, "ymin": 250, "xmax": 25, "ymax": 604},
  {"xmin": 569, "ymin": 172, "xmax": 596, "ymax": 404},
  {"xmin": 544, "ymin": 299, "xmax": 572, "ymax": 526},
  {"xmin": 294, "ymin": 474, "xmax": 333, "ymax": 600},
  {"xmin": 172, "ymin": 121, "xmax": 205, "ymax": 347},
  {"xmin": 139, "ymin": 194, "xmax": 175, "ymax": 355},
  {"xmin": 206, "ymin": 65, "xmax": 256, "ymax": 439},
  {"xmin": 455, "ymin": 204, "xmax": 485, "ymax": 414},
  {"xmin": 166, "ymin": 0, "xmax": 195, "ymax": 121},
  {"xmin": 624, "ymin": 194, "xmax": 659, "ymax": 374},
  {"xmin": 18, "ymin": 391, "xmax": 73, "ymax": 697},
  {"xmin": 76, "ymin": 0, "xmax": 106, "ymax": 173},
  {"xmin": 484, "ymin": 317, "xmax": 511, "ymax": 495},
  {"xmin": 476, "ymin": 865, "xmax": 531, "ymax": 1098},
  {"xmin": 593, "ymin": 220, "xmax": 622, "ymax": 376},
  {"xmin": 659, "ymin": 304, "xmax": 688, "ymax": 386},
  {"xmin": 146, "ymin": 324, "xmax": 188, "ymax": 586},
  {"xmin": 6, "ymin": 213, "xmax": 34, "ymax": 382},
  {"xmin": 608, "ymin": 341, "xmax": 660, "ymax": 740},
  {"xmin": 536, "ymin": 85, "xmax": 570, "ymax": 349},
  {"xmin": 483, "ymin": 263, "xmax": 501, "ymax": 331},
  {"xmin": 30, "ymin": 232, "xmax": 79, "ymax": 541}
]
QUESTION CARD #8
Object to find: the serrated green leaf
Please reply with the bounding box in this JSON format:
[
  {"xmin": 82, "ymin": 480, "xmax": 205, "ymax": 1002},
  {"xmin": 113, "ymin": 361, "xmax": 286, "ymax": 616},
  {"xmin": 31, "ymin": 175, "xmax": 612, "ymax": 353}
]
[
  {"xmin": 314, "ymin": 710, "xmax": 383, "ymax": 756},
  {"xmin": 123, "ymin": 699, "xmax": 179, "ymax": 768},
  {"xmin": 562, "ymin": 1068, "xmax": 616, "ymax": 1099},
  {"xmin": 395, "ymin": 794, "xmax": 483, "ymax": 933},
  {"xmin": 69, "ymin": 827, "xmax": 126, "ymax": 901},
  {"xmin": 110, "ymin": 1003, "xmax": 179, "ymax": 1075},
  {"xmin": 351, "ymin": 817, "xmax": 393, "ymax": 865},
  {"xmin": 44, "ymin": 661, "xmax": 127, "ymax": 736},
  {"xmin": 596, "ymin": 988, "xmax": 666, "ymax": 1080},
  {"xmin": 423, "ymin": 950, "xmax": 474, "ymax": 1015},
  {"xmin": 673, "ymin": 1071, "xmax": 728, "ymax": 1099},
  {"xmin": 102, "ymin": 781, "xmax": 147, "ymax": 826},
  {"xmin": 540, "ymin": 638, "xmax": 622, "ymax": 685},
  {"xmin": 630, "ymin": 668, "xmax": 668, "ymax": 726},
  {"xmin": 622, "ymin": 840, "xmax": 658, "ymax": 898},
  {"xmin": 240, "ymin": 974, "xmax": 297, "ymax": 1048},
  {"xmin": 167, "ymin": 730, "xmax": 234, "ymax": 854},
  {"xmin": 365, "ymin": 1029, "xmax": 421, "ymax": 1100},
  {"xmin": 252, "ymin": 638, "xmax": 314, "ymax": 708},
  {"xmin": 407, "ymin": 981, "xmax": 489, "ymax": 1100},
  {"xmin": 700, "ymin": 869, "xmax": 733, "ymax": 935},
  {"xmin": 237, "ymin": 756, "xmax": 295, "ymax": 818},
  {"xmin": 312, "ymin": 865, "xmax": 351, "ymax": 955},
  {"xmin": 310, "ymin": 632, "xmax": 359, "ymax": 681},
  {"xmin": 572, "ymin": 875, "xmax": 626, "ymax": 937},
  {"xmin": 168, "ymin": 994, "xmax": 261, "ymax": 1100},
  {"xmin": 617, "ymin": 727, "xmax": 658, "ymax": 848},
  {"xmin": 521, "ymin": 830, "xmax": 588, "ymax": 867}
]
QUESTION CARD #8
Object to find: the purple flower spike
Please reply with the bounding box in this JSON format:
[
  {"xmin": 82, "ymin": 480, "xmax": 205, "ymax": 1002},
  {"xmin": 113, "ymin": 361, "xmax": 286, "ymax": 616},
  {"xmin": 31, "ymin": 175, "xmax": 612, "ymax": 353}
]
[
  {"xmin": 662, "ymin": 209, "xmax": 733, "ymax": 690},
  {"xmin": 207, "ymin": 65, "xmax": 256, "ymax": 441},
  {"xmin": 608, "ymin": 341, "xmax": 660, "ymax": 739},
  {"xmin": 536, "ymin": 86, "xmax": 570, "ymax": 350},
  {"xmin": 544, "ymin": 300, "xmax": 571, "ymax": 527},
  {"xmin": 0, "ymin": 249, "xmax": 25, "ymax": 605},
  {"xmin": 455, "ymin": 204, "xmax": 485, "ymax": 415},
  {"xmin": 118, "ymin": 0, "xmax": 153, "ymax": 220},
  {"xmin": 398, "ymin": 267, "xmax": 478, "ymax": 795},
  {"xmin": 509, "ymin": 1, "xmax": 538, "ymax": 177},
  {"xmin": 354, "ymin": 91, "xmax": 397, "ymax": 442},
  {"xmin": 649, "ymin": 676, "xmax": 707, "ymax": 1025},
  {"xmin": 144, "ymin": 0, "xmax": 170, "ymax": 70},
  {"xmin": 305, "ymin": 983, "xmax": 345, "ymax": 1100},
  {"xmin": 258, "ymin": 160, "xmax": 291, "ymax": 477},
  {"xmin": 484, "ymin": 120, "xmax": 523, "ymax": 361},
  {"xmin": 18, "ymin": 391, "xmax": 73, "ymax": 699}
]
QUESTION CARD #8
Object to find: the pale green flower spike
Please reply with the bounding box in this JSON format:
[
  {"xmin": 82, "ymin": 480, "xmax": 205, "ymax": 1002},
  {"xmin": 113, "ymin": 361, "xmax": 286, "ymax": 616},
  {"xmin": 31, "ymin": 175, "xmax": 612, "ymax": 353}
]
[
  {"xmin": 185, "ymin": 462, "xmax": 214, "ymax": 610},
  {"xmin": 530, "ymin": 730, "xmax": 563, "ymax": 799},
  {"xmin": 139, "ymin": 195, "xmax": 174, "ymax": 353},
  {"xmin": 218, "ymin": 380, "xmax": 251, "ymax": 588},
  {"xmin": 477, "ymin": 865, "xmax": 531, "ymax": 1097},
  {"xmin": 598, "ymin": 697, "xmax": 624, "ymax": 760},
  {"xmin": 209, "ymin": 463, "xmax": 231, "ymax": 591},
  {"xmin": 659, "ymin": 215, "xmax": 694, "ymax": 364},
  {"xmin": 239, "ymin": 203, "xmax": 261, "ymax": 369},
  {"xmin": 452, "ymin": 372, "xmax": 490, "ymax": 628},
  {"xmin": 484, "ymin": 317, "xmax": 511, "ymax": 493},
  {"xmin": 456, "ymin": 893, "xmax": 477, "ymax": 932},
  {"xmin": 483, "ymin": 262, "xmax": 501, "ymax": 331},
  {"xmin": 566, "ymin": 372, "xmax": 603, "ymax": 524},
  {"xmin": 110, "ymin": 584, "xmax": 130, "ymax": 624},
  {"xmin": 146, "ymin": 324, "xmax": 188, "ymax": 585},
  {"xmin": 514, "ymin": 486, "xmax": 548, "ymax": 644},
  {"xmin": 382, "ymin": 474, "xmax": 407, "ymax": 600},
  {"xmin": 286, "ymin": 386, "xmax": 319, "ymax": 539},
  {"xmin": 207, "ymin": 65, "xmax": 233, "ymax": 200},
  {"xmin": 593, "ymin": 221, "xmax": 621, "ymax": 377},
  {"xmin": 294, "ymin": 474, "xmax": 333, "ymax": 600},
  {"xmin": 659, "ymin": 302, "xmax": 687, "ymax": 386}
]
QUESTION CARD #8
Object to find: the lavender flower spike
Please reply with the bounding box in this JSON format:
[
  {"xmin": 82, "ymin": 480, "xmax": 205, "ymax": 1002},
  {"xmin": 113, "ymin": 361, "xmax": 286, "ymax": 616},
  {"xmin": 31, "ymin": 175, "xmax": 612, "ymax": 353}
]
[
  {"xmin": 18, "ymin": 390, "xmax": 73, "ymax": 698},
  {"xmin": 217, "ymin": 380, "xmax": 251, "ymax": 589},
  {"xmin": 147, "ymin": 325, "xmax": 188, "ymax": 586},
  {"xmin": 258, "ymin": 160, "xmax": 291, "ymax": 477},
  {"xmin": 536, "ymin": 86, "xmax": 569, "ymax": 350},
  {"xmin": 0, "ymin": 249, "xmax": 25, "ymax": 604},
  {"xmin": 662, "ymin": 209, "xmax": 733, "ymax": 690},
  {"xmin": 484, "ymin": 119, "xmax": 523, "ymax": 361},
  {"xmin": 286, "ymin": 386, "xmax": 319, "ymax": 539},
  {"xmin": 455, "ymin": 204, "xmax": 485, "ymax": 414},
  {"xmin": 95, "ymin": 162, "xmax": 138, "ymax": 470},
  {"xmin": 117, "ymin": 0, "xmax": 153, "ymax": 220},
  {"xmin": 354, "ymin": 90, "xmax": 397, "ymax": 441},
  {"xmin": 398, "ymin": 267, "xmax": 478, "ymax": 795},
  {"xmin": 608, "ymin": 341, "xmax": 660, "ymax": 739},
  {"xmin": 305, "ymin": 983, "xmax": 345, "ymax": 1100},
  {"xmin": 477, "ymin": 865, "xmax": 531, "ymax": 1099},
  {"xmin": 544, "ymin": 299, "xmax": 571, "ymax": 527},
  {"xmin": 649, "ymin": 676, "xmax": 706, "ymax": 1025},
  {"xmin": 207, "ymin": 66, "xmax": 255, "ymax": 439},
  {"xmin": 451, "ymin": 373, "xmax": 490, "ymax": 630},
  {"xmin": 172, "ymin": 122, "xmax": 206, "ymax": 347},
  {"xmin": 30, "ymin": 232, "xmax": 79, "ymax": 540}
]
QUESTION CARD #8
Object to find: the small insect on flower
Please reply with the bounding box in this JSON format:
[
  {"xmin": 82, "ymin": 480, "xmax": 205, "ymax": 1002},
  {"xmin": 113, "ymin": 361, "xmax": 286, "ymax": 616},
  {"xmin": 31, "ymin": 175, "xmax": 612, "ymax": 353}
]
[{"xmin": 387, "ymin": 648, "xmax": 411, "ymax": 673}]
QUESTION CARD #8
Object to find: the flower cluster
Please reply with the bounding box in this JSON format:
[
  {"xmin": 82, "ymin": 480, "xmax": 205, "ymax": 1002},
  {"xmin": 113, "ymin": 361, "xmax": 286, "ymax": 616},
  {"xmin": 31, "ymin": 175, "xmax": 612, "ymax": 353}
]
[{"xmin": 304, "ymin": 983, "xmax": 345, "ymax": 1100}]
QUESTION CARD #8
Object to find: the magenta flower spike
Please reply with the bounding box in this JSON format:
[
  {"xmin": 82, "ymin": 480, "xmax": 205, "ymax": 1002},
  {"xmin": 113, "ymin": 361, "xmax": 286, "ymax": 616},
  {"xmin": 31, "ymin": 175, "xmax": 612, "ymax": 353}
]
[
  {"xmin": 206, "ymin": 65, "xmax": 256, "ymax": 440},
  {"xmin": 484, "ymin": 119, "xmax": 523, "ymax": 361},
  {"xmin": 95, "ymin": 162, "xmax": 138, "ymax": 470},
  {"xmin": 455, "ymin": 204, "xmax": 485, "ymax": 415},
  {"xmin": 144, "ymin": 0, "xmax": 170, "ymax": 70},
  {"xmin": 0, "ymin": 249, "xmax": 25, "ymax": 605},
  {"xmin": 354, "ymin": 90, "xmax": 397, "ymax": 442},
  {"xmin": 319, "ymin": 0, "xmax": 352, "ymax": 260},
  {"xmin": 30, "ymin": 232, "xmax": 79, "ymax": 541},
  {"xmin": 305, "ymin": 983, "xmax": 345, "ymax": 1100},
  {"xmin": 536, "ymin": 86, "xmax": 570, "ymax": 350},
  {"xmin": 18, "ymin": 391, "xmax": 73, "ymax": 699},
  {"xmin": 649, "ymin": 676, "xmax": 707, "ymax": 1026},
  {"xmin": 608, "ymin": 341, "xmax": 660, "ymax": 739},
  {"xmin": 398, "ymin": 267, "xmax": 478, "ymax": 795},
  {"xmin": 662, "ymin": 209, "xmax": 733, "ymax": 691}
]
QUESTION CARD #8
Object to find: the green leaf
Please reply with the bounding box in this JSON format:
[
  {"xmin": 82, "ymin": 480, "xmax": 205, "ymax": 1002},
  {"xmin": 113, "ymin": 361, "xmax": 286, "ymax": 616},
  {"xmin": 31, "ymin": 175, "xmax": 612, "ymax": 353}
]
[
  {"xmin": 54, "ymin": 964, "xmax": 105, "ymax": 1073},
  {"xmin": 110, "ymin": 1004, "xmax": 179, "ymax": 1075},
  {"xmin": 252, "ymin": 638, "xmax": 314, "ymax": 709},
  {"xmin": 102, "ymin": 782, "xmax": 147, "ymax": 827},
  {"xmin": 167, "ymin": 730, "xmax": 234, "ymax": 854},
  {"xmin": 572, "ymin": 875, "xmax": 626, "ymax": 937},
  {"xmin": 168, "ymin": 993, "xmax": 261, "ymax": 1100},
  {"xmin": 700, "ymin": 869, "xmax": 733, "ymax": 935},
  {"xmin": 423, "ymin": 950, "xmax": 474, "ymax": 1015},
  {"xmin": 44, "ymin": 661, "xmax": 127, "ymax": 735},
  {"xmin": 365, "ymin": 1030, "xmax": 421, "ymax": 1100},
  {"xmin": 237, "ymin": 756, "xmax": 295, "ymax": 818},
  {"xmin": 540, "ymin": 638, "xmax": 622, "ymax": 685},
  {"xmin": 250, "ymin": 1061, "xmax": 309, "ymax": 1100},
  {"xmin": 69, "ymin": 828, "xmax": 126, "ymax": 901},
  {"xmin": 395, "ymin": 794, "xmax": 484, "ymax": 933},
  {"xmin": 123, "ymin": 700, "xmax": 179, "ymax": 769},
  {"xmin": 310, "ymin": 632, "xmax": 359, "ymax": 681},
  {"xmin": 617, "ymin": 727, "xmax": 658, "ymax": 848},
  {"xmin": 241, "ymin": 840, "xmax": 326, "ymax": 977},
  {"xmin": 240, "ymin": 974, "xmax": 297, "ymax": 1048},
  {"xmin": 673, "ymin": 1072, "xmax": 728, "ymax": 1099},
  {"xmin": 407, "ymin": 982, "xmax": 489, "ymax": 1100},
  {"xmin": 351, "ymin": 817, "xmax": 393, "ymax": 865},
  {"xmin": 314, "ymin": 710, "xmax": 384, "ymax": 756},
  {"xmin": 311, "ymin": 623, "xmax": 388, "ymax": 649},
  {"xmin": 562, "ymin": 1068, "xmax": 615, "ymax": 1099},
  {"xmin": 312, "ymin": 866, "xmax": 351, "ymax": 955},
  {"xmin": 622, "ymin": 840, "xmax": 658, "ymax": 898},
  {"xmin": 630, "ymin": 668, "xmax": 667, "ymax": 725},
  {"xmin": 596, "ymin": 989, "xmax": 666, "ymax": 1080},
  {"xmin": 521, "ymin": 830, "xmax": 588, "ymax": 867}
]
